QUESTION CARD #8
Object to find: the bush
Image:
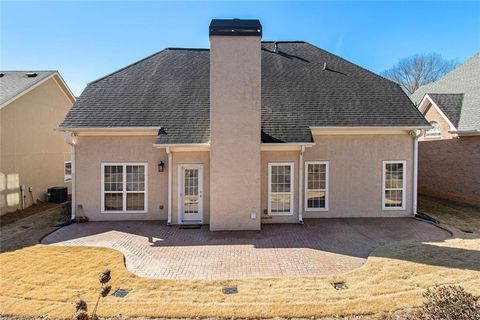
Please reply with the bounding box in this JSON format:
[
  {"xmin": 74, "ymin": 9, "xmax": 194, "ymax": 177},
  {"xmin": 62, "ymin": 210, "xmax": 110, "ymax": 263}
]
[{"xmin": 416, "ymin": 285, "xmax": 479, "ymax": 320}]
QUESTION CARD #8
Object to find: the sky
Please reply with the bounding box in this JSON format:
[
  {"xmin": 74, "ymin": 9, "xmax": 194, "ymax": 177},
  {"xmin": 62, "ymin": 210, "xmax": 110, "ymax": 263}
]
[{"xmin": 1, "ymin": 1, "xmax": 479, "ymax": 96}]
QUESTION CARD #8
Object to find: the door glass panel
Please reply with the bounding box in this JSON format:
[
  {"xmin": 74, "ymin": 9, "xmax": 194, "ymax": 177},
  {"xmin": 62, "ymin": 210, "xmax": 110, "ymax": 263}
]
[{"xmin": 184, "ymin": 168, "xmax": 199, "ymax": 214}]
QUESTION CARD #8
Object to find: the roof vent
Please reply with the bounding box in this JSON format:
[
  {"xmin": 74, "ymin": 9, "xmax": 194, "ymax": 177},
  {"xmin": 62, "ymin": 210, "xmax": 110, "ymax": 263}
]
[
  {"xmin": 274, "ymin": 42, "xmax": 279, "ymax": 53},
  {"xmin": 26, "ymin": 72, "xmax": 38, "ymax": 78},
  {"xmin": 0, "ymin": 73, "xmax": 4, "ymax": 78}
]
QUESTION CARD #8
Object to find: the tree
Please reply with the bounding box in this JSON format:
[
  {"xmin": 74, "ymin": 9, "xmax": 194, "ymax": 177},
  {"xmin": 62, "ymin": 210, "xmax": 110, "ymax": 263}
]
[{"xmin": 382, "ymin": 53, "xmax": 457, "ymax": 95}]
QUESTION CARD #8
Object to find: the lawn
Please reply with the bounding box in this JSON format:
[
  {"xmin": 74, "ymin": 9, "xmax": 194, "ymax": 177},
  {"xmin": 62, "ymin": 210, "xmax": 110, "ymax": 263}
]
[{"xmin": 0, "ymin": 196, "xmax": 479, "ymax": 319}]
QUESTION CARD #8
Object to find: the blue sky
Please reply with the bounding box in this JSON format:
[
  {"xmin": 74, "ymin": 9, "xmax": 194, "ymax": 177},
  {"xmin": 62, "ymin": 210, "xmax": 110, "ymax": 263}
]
[{"xmin": 1, "ymin": 1, "xmax": 479, "ymax": 95}]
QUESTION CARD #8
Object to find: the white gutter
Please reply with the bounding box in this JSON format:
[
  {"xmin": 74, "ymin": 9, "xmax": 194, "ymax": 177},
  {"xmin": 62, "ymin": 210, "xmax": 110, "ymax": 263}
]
[
  {"xmin": 56, "ymin": 126, "xmax": 161, "ymax": 132},
  {"xmin": 412, "ymin": 130, "xmax": 423, "ymax": 215},
  {"xmin": 449, "ymin": 129, "xmax": 480, "ymax": 136},
  {"xmin": 64, "ymin": 131, "xmax": 77, "ymax": 220},
  {"xmin": 166, "ymin": 147, "xmax": 173, "ymax": 225},
  {"xmin": 298, "ymin": 145, "xmax": 305, "ymax": 224}
]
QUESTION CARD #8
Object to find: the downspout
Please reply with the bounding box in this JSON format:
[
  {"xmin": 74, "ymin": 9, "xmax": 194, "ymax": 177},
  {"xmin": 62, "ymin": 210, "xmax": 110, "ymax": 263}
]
[
  {"xmin": 64, "ymin": 131, "xmax": 76, "ymax": 221},
  {"xmin": 298, "ymin": 145, "xmax": 305, "ymax": 224},
  {"xmin": 412, "ymin": 130, "xmax": 422, "ymax": 216},
  {"xmin": 166, "ymin": 147, "xmax": 172, "ymax": 225}
]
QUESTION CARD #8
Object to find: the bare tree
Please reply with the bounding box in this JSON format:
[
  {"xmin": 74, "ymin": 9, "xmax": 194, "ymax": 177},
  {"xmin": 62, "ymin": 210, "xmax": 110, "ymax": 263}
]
[{"xmin": 382, "ymin": 53, "xmax": 457, "ymax": 94}]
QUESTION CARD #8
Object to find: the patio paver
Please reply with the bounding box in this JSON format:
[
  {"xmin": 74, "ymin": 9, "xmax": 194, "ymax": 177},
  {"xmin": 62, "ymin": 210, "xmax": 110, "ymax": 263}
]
[{"xmin": 42, "ymin": 218, "xmax": 450, "ymax": 280}]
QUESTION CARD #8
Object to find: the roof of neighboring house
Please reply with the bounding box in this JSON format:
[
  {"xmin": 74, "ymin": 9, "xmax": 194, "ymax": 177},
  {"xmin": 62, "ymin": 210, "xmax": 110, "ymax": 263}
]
[
  {"xmin": 411, "ymin": 52, "xmax": 480, "ymax": 131},
  {"xmin": 427, "ymin": 94, "xmax": 464, "ymax": 128},
  {"xmin": 0, "ymin": 71, "xmax": 57, "ymax": 106},
  {"xmin": 60, "ymin": 42, "xmax": 429, "ymax": 144}
]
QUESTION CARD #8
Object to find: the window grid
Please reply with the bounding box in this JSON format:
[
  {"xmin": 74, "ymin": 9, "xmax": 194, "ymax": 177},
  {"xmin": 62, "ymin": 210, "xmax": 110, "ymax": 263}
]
[
  {"xmin": 102, "ymin": 163, "xmax": 147, "ymax": 213},
  {"xmin": 268, "ymin": 163, "xmax": 294, "ymax": 215},
  {"xmin": 383, "ymin": 161, "xmax": 406, "ymax": 210},
  {"xmin": 425, "ymin": 121, "xmax": 441, "ymax": 137},
  {"xmin": 305, "ymin": 161, "xmax": 329, "ymax": 211},
  {"xmin": 64, "ymin": 161, "xmax": 72, "ymax": 182}
]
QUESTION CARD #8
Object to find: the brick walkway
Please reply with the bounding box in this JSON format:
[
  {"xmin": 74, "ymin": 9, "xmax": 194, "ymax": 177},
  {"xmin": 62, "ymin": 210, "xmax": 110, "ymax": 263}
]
[{"xmin": 42, "ymin": 218, "xmax": 449, "ymax": 280}]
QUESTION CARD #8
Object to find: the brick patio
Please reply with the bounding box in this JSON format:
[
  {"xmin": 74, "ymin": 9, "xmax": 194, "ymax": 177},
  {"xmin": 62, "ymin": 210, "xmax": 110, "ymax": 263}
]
[{"xmin": 42, "ymin": 218, "xmax": 450, "ymax": 280}]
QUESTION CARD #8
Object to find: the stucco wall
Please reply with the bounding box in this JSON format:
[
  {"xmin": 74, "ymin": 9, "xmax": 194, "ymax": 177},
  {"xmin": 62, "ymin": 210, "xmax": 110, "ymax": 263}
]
[
  {"xmin": 209, "ymin": 35, "xmax": 262, "ymax": 230},
  {"xmin": 75, "ymin": 136, "xmax": 168, "ymax": 221},
  {"xmin": 171, "ymin": 151, "xmax": 210, "ymax": 225},
  {"xmin": 419, "ymin": 103, "xmax": 454, "ymax": 141},
  {"xmin": 301, "ymin": 134, "xmax": 414, "ymax": 218},
  {"xmin": 418, "ymin": 136, "xmax": 480, "ymax": 206},
  {"xmin": 0, "ymin": 77, "xmax": 73, "ymax": 215}
]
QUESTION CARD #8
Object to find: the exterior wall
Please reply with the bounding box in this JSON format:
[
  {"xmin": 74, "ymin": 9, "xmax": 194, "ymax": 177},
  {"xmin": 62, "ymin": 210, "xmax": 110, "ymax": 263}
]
[
  {"xmin": 301, "ymin": 134, "xmax": 414, "ymax": 218},
  {"xmin": 209, "ymin": 35, "xmax": 262, "ymax": 231},
  {"xmin": 171, "ymin": 151, "xmax": 210, "ymax": 225},
  {"xmin": 0, "ymin": 77, "xmax": 73, "ymax": 215},
  {"xmin": 75, "ymin": 136, "xmax": 168, "ymax": 221},
  {"xmin": 260, "ymin": 151, "xmax": 299, "ymax": 223},
  {"xmin": 418, "ymin": 136, "xmax": 480, "ymax": 206},
  {"xmin": 419, "ymin": 103, "xmax": 455, "ymax": 141}
]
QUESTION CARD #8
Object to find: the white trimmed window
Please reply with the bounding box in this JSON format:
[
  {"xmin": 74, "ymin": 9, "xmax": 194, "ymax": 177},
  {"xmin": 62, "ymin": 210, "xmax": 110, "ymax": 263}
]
[
  {"xmin": 425, "ymin": 121, "xmax": 441, "ymax": 137},
  {"xmin": 382, "ymin": 160, "xmax": 406, "ymax": 210},
  {"xmin": 305, "ymin": 161, "xmax": 329, "ymax": 211},
  {"xmin": 101, "ymin": 163, "xmax": 148, "ymax": 213},
  {"xmin": 268, "ymin": 163, "xmax": 294, "ymax": 215},
  {"xmin": 64, "ymin": 161, "xmax": 72, "ymax": 182}
]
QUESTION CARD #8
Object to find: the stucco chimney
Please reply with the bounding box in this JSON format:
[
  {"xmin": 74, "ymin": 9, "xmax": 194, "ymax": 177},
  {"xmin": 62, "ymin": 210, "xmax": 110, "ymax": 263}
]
[{"xmin": 209, "ymin": 19, "xmax": 262, "ymax": 231}]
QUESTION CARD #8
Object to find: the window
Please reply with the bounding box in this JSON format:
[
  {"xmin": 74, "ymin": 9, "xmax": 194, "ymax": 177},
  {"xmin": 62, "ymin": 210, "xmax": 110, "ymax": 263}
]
[
  {"xmin": 268, "ymin": 163, "xmax": 294, "ymax": 215},
  {"xmin": 382, "ymin": 161, "xmax": 406, "ymax": 210},
  {"xmin": 305, "ymin": 161, "xmax": 329, "ymax": 211},
  {"xmin": 64, "ymin": 161, "xmax": 72, "ymax": 182},
  {"xmin": 101, "ymin": 163, "xmax": 147, "ymax": 213},
  {"xmin": 425, "ymin": 121, "xmax": 441, "ymax": 137}
]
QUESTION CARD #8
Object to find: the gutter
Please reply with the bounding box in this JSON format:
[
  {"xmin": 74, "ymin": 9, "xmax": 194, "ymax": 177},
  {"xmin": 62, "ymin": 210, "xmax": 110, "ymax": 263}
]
[{"xmin": 448, "ymin": 129, "xmax": 480, "ymax": 136}]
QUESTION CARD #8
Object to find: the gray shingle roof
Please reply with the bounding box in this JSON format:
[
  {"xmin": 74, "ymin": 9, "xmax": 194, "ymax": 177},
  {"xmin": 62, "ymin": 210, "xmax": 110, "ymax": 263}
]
[
  {"xmin": 0, "ymin": 71, "xmax": 56, "ymax": 106},
  {"xmin": 427, "ymin": 94, "xmax": 464, "ymax": 128},
  {"xmin": 61, "ymin": 42, "xmax": 429, "ymax": 143},
  {"xmin": 411, "ymin": 53, "xmax": 480, "ymax": 131}
]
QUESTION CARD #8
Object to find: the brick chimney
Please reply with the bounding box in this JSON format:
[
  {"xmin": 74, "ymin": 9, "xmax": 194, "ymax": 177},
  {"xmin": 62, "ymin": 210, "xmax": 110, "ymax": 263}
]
[{"xmin": 209, "ymin": 19, "xmax": 262, "ymax": 230}]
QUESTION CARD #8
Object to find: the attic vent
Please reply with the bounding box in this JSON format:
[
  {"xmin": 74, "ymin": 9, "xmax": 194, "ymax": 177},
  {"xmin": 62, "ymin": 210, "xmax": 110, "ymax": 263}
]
[
  {"xmin": 274, "ymin": 42, "xmax": 279, "ymax": 53},
  {"xmin": 26, "ymin": 72, "xmax": 38, "ymax": 78}
]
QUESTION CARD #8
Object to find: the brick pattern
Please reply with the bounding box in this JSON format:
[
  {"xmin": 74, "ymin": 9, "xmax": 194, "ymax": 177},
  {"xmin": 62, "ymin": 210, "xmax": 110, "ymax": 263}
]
[
  {"xmin": 42, "ymin": 219, "xmax": 449, "ymax": 280},
  {"xmin": 418, "ymin": 137, "xmax": 480, "ymax": 206}
]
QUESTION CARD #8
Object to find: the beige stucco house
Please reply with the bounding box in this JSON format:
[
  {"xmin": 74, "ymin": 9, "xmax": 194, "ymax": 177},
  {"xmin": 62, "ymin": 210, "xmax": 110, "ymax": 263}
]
[
  {"xmin": 1, "ymin": 71, "xmax": 76, "ymax": 215},
  {"xmin": 411, "ymin": 53, "xmax": 480, "ymax": 206},
  {"xmin": 59, "ymin": 19, "xmax": 430, "ymax": 231}
]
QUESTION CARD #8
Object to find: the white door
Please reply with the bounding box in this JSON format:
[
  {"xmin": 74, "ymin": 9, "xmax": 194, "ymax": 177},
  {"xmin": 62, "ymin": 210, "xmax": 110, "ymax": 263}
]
[{"xmin": 179, "ymin": 164, "xmax": 203, "ymax": 223}]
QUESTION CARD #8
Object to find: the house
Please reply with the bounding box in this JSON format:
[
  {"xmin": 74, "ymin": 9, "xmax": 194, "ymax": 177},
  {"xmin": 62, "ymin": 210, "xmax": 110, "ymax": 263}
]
[
  {"xmin": 410, "ymin": 53, "xmax": 480, "ymax": 206},
  {"xmin": 1, "ymin": 71, "xmax": 76, "ymax": 215},
  {"xmin": 59, "ymin": 19, "xmax": 430, "ymax": 231}
]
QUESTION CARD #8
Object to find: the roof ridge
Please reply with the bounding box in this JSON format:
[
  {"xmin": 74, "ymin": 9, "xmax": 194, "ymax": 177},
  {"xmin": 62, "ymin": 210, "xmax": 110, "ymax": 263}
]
[
  {"xmin": 0, "ymin": 70, "xmax": 57, "ymax": 73},
  {"xmin": 166, "ymin": 47, "xmax": 209, "ymax": 51},
  {"xmin": 261, "ymin": 41, "xmax": 306, "ymax": 43},
  {"xmin": 88, "ymin": 49, "xmax": 169, "ymax": 85}
]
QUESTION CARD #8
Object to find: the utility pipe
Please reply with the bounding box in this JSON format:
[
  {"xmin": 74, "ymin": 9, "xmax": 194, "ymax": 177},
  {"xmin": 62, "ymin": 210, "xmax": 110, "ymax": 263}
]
[
  {"xmin": 412, "ymin": 130, "xmax": 423, "ymax": 215},
  {"xmin": 166, "ymin": 147, "xmax": 172, "ymax": 225},
  {"xmin": 298, "ymin": 145, "xmax": 305, "ymax": 224}
]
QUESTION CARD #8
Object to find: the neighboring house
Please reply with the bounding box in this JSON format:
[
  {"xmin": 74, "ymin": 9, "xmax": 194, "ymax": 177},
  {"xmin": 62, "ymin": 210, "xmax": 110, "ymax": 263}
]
[
  {"xmin": 0, "ymin": 71, "xmax": 76, "ymax": 215},
  {"xmin": 410, "ymin": 53, "xmax": 480, "ymax": 206},
  {"xmin": 59, "ymin": 19, "xmax": 429, "ymax": 231}
]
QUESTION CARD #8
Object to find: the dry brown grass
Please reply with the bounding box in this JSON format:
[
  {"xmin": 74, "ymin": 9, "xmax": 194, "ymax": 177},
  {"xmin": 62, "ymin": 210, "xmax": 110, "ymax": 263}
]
[
  {"xmin": 0, "ymin": 196, "xmax": 479, "ymax": 319},
  {"xmin": 1, "ymin": 238, "xmax": 479, "ymax": 319}
]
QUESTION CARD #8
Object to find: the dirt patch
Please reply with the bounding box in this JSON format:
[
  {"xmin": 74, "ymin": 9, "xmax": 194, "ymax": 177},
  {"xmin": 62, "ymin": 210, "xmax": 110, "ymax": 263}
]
[{"xmin": 0, "ymin": 202, "xmax": 58, "ymax": 227}]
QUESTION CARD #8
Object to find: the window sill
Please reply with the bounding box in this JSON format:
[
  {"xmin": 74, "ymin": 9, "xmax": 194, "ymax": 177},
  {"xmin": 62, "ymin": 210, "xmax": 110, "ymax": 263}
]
[
  {"xmin": 305, "ymin": 208, "xmax": 329, "ymax": 212},
  {"xmin": 268, "ymin": 212, "xmax": 294, "ymax": 216},
  {"xmin": 101, "ymin": 211, "xmax": 148, "ymax": 214},
  {"xmin": 382, "ymin": 207, "xmax": 406, "ymax": 211}
]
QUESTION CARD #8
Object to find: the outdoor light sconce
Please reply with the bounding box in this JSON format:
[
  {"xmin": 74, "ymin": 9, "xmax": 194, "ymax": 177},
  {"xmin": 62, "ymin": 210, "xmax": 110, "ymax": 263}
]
[{"xmin": 158, "ymin": 161, "xmax": 165, "ymax": 172}]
